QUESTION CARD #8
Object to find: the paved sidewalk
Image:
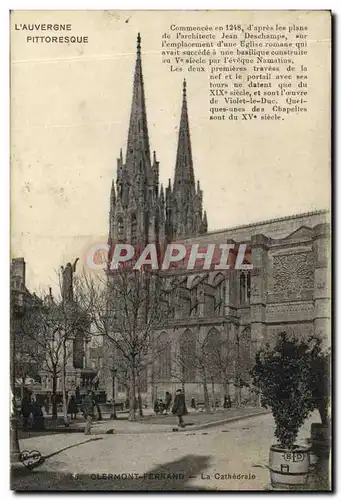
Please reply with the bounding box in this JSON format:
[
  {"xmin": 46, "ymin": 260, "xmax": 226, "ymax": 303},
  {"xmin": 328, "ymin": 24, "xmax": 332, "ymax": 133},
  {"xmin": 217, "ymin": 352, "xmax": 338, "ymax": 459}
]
[
  {"xmin": 18, "ymin": 407, "xmax": 268, "ymax": 438},
  {"xmin": 87, "ymin": 407, "xmax": 269, "ymax": 435},
  {"xmin": 12, "ymin": 412, "xmax": 329, "ymax": 491}
]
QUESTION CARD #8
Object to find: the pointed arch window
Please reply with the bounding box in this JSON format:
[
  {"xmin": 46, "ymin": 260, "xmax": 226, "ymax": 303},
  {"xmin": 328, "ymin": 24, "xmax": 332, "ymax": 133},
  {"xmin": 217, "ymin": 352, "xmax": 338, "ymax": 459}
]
[
  {"xmin": 246, "ymin": 272, "xmax": 251, "ymax": 303},
  {"xmin": 131, "ymin": 213, "xmax": 137, "ymax": 245},
  {"xmin": 117, "ymin": 216, "xmax": 124, "ymax": 242},
  {"xmin": 179, "ymin": 329, "xmax": 196, "ymax": 382},
  {"xmin": 204, "ymin": 328, "xmax": 221, "ymax": 382},
  {"xmin": 240, "ymin": 271, "xmax": 251, "ymax": 305},
  {"xmin": 155, "ymin": 332, "xmax": 171, "ymax": 380}
]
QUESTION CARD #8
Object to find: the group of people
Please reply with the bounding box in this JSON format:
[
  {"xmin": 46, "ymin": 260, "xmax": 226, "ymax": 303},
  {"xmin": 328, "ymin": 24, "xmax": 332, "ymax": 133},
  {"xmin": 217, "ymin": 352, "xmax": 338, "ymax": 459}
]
[
  {"xmin": 67, "ymin": 390, "xmax": 103, "ymax": 420},
  {"xmin": 20, "ymin": 393, "xmax": 45, "ymax": 431},
  {"xmin": 154, "ymin": 390, "xmax": 234, "ymax": 428},
  {"xmin": 153, "ymin": 391, "xmax": 172, "ymax": 415},
  {"xmin": 19, "ymin": 388, "xmax": 233, "ymax": 432},
  {"xmin": 153, "ymin": 389, "xmax": 187, "ymax": 428},
  {"xmin": 18, "ymin": 389, "xmax": 100, "ymax": 431}
]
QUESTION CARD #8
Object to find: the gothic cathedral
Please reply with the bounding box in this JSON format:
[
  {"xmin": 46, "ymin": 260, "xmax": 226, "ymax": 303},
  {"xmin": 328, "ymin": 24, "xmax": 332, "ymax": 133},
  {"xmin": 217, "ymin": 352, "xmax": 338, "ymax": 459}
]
[
  {"xmin": 108, "ymin": 34, "xmax": 207, "ymax": 251},
  {"xmin": 102, "ymin": 34, "xmax": 330, "ymax": 407}
]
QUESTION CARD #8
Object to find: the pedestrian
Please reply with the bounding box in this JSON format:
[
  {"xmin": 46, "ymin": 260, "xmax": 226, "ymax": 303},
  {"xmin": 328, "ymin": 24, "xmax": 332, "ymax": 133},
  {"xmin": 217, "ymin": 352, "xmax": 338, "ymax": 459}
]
[
  {"xmin": 75, "ymin": 386, "xmax": 81, "ymax": 403},
  {"xmin": 190, "ymin": 397, "xmax": 196, "ymax": 410},
  {"xmin": 171, "ymin": 389, "xmax": 188, "ymax": 428},
  {"xmin": 81, "ymin": 391, "xmax": 94, "ymax": 420},
  {"xmin": 20, "ymin": 392, "xmax": 32, "ymax": 431},
  {"xmin": 68, "ymin": 395, "xmax": 78, "ymax": 420},
  {"xmin": 153, "ymin": 398, "xmax": 160, "ymax": 415},
  {"xmin": 159, "ymin": 399, "xmax": 166, "ymax": 414},
  {"xmin": 165, "ymin": 391, "xmax": 172, "ymax": 413},
  {"xmin": 43, "ymin": 396, "xmax": 50, "ymax": 415},
  {"xmin": 93, "ymin": 398, "xmax": 102, "ymax": 421},
  {"xmin": 31, "ymin": 400, "xmax": 45, "ymax": 431}
]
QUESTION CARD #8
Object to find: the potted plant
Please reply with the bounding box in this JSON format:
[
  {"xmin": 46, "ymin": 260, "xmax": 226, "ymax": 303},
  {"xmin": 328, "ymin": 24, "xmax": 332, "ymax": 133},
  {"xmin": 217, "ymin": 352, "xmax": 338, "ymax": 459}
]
[{"xmin": 251, "ymin": 332, "xmax": 318, "ymax": 489}]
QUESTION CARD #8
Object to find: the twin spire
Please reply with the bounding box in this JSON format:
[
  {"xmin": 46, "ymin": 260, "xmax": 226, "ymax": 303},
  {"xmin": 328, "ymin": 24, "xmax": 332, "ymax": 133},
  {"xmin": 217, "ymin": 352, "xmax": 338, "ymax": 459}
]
[
  {"xmin": 110, "ymin": 34, "xmax": 207, "ymax": 244},
  {"xmin": 125, "ymin": 32, "xmax": 151, "ymax": 173},
  {"xmin": 174, "ymin": 77, "xmax": 195, "ymax": 195}
]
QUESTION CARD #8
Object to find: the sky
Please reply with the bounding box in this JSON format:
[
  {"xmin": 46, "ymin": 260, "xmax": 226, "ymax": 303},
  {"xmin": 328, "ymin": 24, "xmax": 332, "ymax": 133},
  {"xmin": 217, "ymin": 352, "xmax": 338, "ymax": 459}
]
[{"xmin": 10, "ymin": 10, "xmax": 330, "ymax": 292}]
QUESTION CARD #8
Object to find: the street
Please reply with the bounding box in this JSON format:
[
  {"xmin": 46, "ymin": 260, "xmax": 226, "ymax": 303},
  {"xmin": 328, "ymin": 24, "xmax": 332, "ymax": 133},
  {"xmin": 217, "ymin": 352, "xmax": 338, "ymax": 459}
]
[{"xmin": 11, "ymin": 412, "xmax": 321, "ymax": 491}]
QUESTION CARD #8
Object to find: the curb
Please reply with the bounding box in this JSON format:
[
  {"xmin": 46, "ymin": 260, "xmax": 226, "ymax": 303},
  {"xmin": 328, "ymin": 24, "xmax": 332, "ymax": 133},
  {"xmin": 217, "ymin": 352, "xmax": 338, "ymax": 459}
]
[
  {"xmin": 88, "ymin": 409, "xmax": 271, "ymax": 435},
  {"xmin": 20, "ymin": 427, "xmax": 87, "ymax": 435},
  {"xmin": 179, "ymin": 409, "xmax": 271, "ymax": 432}
]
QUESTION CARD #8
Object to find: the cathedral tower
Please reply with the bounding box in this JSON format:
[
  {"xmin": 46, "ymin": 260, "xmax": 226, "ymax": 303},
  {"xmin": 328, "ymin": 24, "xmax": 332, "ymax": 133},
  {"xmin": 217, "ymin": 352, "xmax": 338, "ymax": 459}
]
[
  {"xmin": 108, "ymin": 37, "xmax": 207, "ymax": 249},
  {"xmin": 166, "ymin": 79, "xmax": 207, "ymax": 240},
  {"xmin": 108, "ymin": 34, "xmax": 166, "ymax": 248}
]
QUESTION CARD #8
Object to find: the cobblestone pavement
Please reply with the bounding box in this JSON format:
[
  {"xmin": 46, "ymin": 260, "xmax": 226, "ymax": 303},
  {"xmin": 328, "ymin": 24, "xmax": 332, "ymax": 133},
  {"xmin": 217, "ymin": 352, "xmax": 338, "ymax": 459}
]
[{"xmin": 11, "ymin": 412, "xmax": 326, "ymax": 491}]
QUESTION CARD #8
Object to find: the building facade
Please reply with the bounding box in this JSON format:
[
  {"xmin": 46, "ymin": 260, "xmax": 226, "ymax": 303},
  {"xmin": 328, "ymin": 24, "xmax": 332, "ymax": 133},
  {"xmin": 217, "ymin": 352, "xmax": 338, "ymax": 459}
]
[{"xmin": 101, "ymin": 35, "xmax": 330, "ymax": 406}]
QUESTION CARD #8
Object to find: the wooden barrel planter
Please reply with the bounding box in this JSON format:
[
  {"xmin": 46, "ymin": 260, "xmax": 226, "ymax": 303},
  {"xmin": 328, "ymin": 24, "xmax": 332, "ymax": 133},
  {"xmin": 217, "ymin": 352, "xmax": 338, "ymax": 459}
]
[{"xmin": 269, "ymin": 445, "xmax": 311, "ymax": 489}]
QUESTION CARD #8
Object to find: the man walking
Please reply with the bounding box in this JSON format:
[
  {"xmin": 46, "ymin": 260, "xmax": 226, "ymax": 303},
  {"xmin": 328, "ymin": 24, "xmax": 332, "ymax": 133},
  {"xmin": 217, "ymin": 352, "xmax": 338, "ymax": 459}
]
[{"xmin": 172, "ymin": 389, "xmax": 188, "ymax": 428}]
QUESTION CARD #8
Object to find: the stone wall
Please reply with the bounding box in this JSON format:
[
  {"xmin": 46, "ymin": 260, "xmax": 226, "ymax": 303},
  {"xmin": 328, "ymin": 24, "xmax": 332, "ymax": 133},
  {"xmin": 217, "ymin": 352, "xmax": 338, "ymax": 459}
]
[{"xmin": 100, "ymin": 212, "xmax": 330, "ymax": 406}]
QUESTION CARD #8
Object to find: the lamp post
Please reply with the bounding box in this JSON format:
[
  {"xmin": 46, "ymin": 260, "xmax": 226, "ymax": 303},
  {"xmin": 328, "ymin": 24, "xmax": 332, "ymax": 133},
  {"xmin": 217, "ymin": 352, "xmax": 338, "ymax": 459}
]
[
  {"xmin": 10, "ymin": 393, "xmax": 20, "ymax": 463},
  {"xmin": 111, "ymin": 366, "xmax": 117, "ymax": 420},
  {"xmin": 10, "ymin": 321, "xmax": 20, "ymax": 463}
]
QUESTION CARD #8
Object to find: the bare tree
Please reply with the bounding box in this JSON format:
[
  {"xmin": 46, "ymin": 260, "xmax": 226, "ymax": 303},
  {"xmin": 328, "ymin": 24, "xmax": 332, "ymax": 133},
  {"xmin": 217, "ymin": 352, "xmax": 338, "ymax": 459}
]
[
  {"xmin": 202, "ymin": 327, "xmax": 234, "ymax": 405},
  {"xmin": 76, "ymin": 268, "xmax": 179, "ymax": 421},
  {"xmin": 20, "ymin": 268, "xmax": 91, "ymax": 422},
  {"xmin": 11, "ymin": 291, "xmax": 45, "ymax": 399}
]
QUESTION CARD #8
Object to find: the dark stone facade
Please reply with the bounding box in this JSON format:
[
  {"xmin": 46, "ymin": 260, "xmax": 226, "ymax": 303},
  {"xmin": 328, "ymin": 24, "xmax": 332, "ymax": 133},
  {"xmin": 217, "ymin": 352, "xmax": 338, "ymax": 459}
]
[{"xmin": 102, "ymin": 35, "xmax": 330, "ymax": 406}]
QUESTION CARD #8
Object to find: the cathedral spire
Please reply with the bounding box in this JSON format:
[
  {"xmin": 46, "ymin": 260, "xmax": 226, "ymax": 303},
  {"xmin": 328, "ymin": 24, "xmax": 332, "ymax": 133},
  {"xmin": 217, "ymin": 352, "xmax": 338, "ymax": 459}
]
[
  {"xmin": 173, "ymin": 79, "xmax": 195, "ymax": 193},
  {"xmin": 125, "ymin": 33, "xmax": 151, "ymax": 175},
  {"xmin": 169, "ymin": 79, "xmax": 205, "ymax": 239}
]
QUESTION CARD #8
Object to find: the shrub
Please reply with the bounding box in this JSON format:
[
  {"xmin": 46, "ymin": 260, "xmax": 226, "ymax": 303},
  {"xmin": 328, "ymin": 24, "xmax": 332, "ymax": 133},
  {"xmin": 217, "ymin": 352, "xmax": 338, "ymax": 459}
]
[{"xmin": 251, "ymin": 332, "xmax": 324, "ymax": 449}]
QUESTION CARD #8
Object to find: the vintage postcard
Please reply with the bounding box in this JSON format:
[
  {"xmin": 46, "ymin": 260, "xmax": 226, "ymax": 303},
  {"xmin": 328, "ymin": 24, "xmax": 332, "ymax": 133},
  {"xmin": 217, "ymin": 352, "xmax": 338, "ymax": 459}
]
[{"xmin": 10, "ymin": 10, "xmax": 331, "ymax": 491}]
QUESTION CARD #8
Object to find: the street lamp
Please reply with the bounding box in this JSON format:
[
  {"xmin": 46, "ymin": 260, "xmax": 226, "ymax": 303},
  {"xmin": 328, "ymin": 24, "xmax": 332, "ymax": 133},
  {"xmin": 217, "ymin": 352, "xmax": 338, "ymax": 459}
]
[
  {"xmin": 10, "ymin": 391, "xmax": 20, "ymax": 463},
  {"xmin": 111, "ymin": 366, "xmax": 117, "ymax": 420},
  {"xmin": 10, "ymin": 310, "xmax": 20, "ymax": 463}
]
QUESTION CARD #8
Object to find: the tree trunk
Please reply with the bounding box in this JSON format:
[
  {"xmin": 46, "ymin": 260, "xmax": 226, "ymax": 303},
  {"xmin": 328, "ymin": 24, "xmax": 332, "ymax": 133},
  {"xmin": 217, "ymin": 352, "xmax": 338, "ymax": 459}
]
[
  {"xmin": 223, "ymin": 377, "xmax": 230, "ymax": 399},
  {"xmin": 21, "ymin": 374, "xmax": 25, "ymax": 400},
  {"xmin": 61, "ymin": 344, "xmax": 69, "ymax": 425},
  {"xmin": 136, "ymin": 371, "xmax": 143, "ymax": 417},
  {"xmin": 235, "ymin": 377, "xmax": 242, "ymax": 407},
  {"xmin": 52, "ymin": 372, "xmax": 58, "ymax": 419},
  {"xmin": 137, "ymin": 373, "xmax": 143, "ymax": 417},
  {"xmin": 202, "ymin": 371, "xmax": 210, "ymax": 411},
  {"xmin": 128, "ymin": 365, "xmax": 136, "ymax": 421},
  {"xmin": 211, "ymin": 379, "xmax": 216, "ymax": 411},
  {"xmin": 235, "ymin": 337, "xmax": 242, "ymax": 407}
]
